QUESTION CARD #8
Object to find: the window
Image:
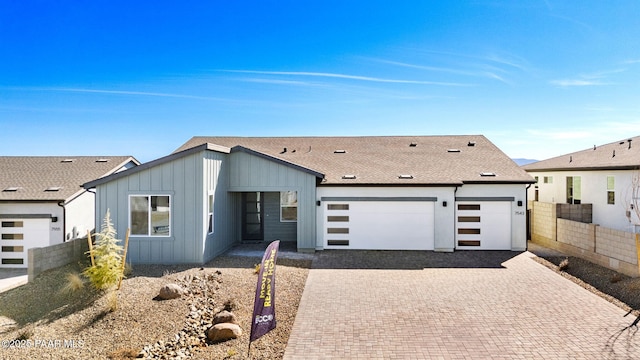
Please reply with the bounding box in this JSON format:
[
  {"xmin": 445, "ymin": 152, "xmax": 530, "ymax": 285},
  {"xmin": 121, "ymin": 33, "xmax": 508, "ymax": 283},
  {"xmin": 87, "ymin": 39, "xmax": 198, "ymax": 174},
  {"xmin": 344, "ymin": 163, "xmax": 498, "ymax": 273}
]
[
  {"xmin": 130, "ymin": 195, "xmax": 171, "ymax": 236},
  {"xmin": 458, "ymin": 204, "xmax": 481, "ymax": 211},
  {"xmin": 208, "ymin": 194, "xmax": 214, "ymax": 234},
  {"xmin": 1, "ymin": 221, "xmax": 23, "ymax": 228},
  {"xmin": 458, "ymin": 228, "xmax": 481, "ymax": 235},
  {"xmin": 1, "ymin": 259, "xmax": 23, "ymax": 265},
  {"xmin": 2, "ymin": 246, "xmax": 23, "ymax": 252},
  {"xmin": 280, "ymin": 191, "xmax": 297, "ymax": 222},
  {"xmin": 566, "ymin": 176, "xmax": 581, "ymax": 204},
  {"xmin": 328, "ymin": 204, "xmax": 349, "ymax": 210},
  {"xmin": 544, "ymin": 176, "xmax": 553, "ymax": 184},
  {"xmin": 1, "ymin": 234, "xmax": 23, "ymax": 240},
  {"xmin": 607, "ymin": 176, "xmax": 615, "ymax": 205}
]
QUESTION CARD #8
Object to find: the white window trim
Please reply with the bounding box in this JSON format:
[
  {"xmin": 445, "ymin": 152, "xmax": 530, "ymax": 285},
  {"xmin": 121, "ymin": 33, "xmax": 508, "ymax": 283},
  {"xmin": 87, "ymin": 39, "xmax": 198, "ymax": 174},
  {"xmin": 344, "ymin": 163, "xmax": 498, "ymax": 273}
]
[
  {"xmin": 607, "ymin": 176, "xmax": 615, "ymax": 205},
  {"xmin": 207, "ymin": 193, "xmax": 214, "ymax": 234},
  {"xmin": 280, "ymin": 191, "xmax": 298, "ymax": 223},
  {"xmin": 128, "ymin": 194, "xmax": 172, "ymax": 237}
]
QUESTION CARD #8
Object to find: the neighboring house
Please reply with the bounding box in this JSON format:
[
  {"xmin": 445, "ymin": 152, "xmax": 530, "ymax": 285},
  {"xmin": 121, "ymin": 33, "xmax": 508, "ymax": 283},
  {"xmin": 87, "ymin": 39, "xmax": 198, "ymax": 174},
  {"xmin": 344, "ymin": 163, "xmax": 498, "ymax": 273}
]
[
  {"xmin": 522, "ymin": 136, "xmax": 640, "ymax": 233},
  {"xmin": 82, "ymin": 136, "xmax": 535, "ymax": 265},
  {"xmin": 0, "ymin": 156, "xmax": 139, "ymax": 268}
]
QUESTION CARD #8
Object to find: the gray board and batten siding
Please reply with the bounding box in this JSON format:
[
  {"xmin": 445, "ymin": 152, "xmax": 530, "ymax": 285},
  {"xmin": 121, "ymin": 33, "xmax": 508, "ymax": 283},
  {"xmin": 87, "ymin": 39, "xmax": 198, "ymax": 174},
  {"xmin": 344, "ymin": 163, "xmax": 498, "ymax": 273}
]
[
  {"xmin": 89, "ymin": 144, "xmax": 321, "ymax": 265},
  {"xmin": 227, "ymin": 150, "xmax": 320, "ymax": 251},
  {"xmin": 94, "ymin": 148, "xmax": 232, "ymax": 264}
]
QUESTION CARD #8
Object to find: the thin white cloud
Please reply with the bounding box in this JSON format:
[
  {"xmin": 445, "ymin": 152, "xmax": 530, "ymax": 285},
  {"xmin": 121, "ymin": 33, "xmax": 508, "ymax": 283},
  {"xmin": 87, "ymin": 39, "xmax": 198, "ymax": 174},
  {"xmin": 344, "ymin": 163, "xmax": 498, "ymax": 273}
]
[
  {"xmin": 240, "ymin": 78, "xmax": 323, "ymax": 86},
  {"xmin": 550, "ymin": 67, "xmax": 625, "ymax": 87},
  {"xmin": 483, "ymin": 54, "xmax": 529, "ymax": 72},
  {"xmin": 369, "ymin": 58, "xmax": 511, "ymax": 84},
  {"xmin": 5, "ymin": 86, "xmax": 233, "ymax": 101},
  {"xmin": 371, "ymin": 59, "xmax": 476, "ymax": 76},
  {"xmin": 550, "ymin": 79, "xmax": 605, "ymax": 87},
  {"xmin": 47, "ymin": 87, "xmax": 223, "ymax": 100},
  {"xmin": 219, "ymin": 70, "xmax": 473, "ymax": 87}
]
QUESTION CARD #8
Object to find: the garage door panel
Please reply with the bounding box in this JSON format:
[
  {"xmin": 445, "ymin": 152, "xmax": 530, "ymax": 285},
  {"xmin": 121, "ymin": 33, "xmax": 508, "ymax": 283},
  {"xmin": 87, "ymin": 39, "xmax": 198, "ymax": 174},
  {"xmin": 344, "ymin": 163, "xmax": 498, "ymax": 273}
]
[
  {"xmin": 324, "ymin": 201, "xmax": 434, "ymax": 250},
  {"xmin": 456, "ymin": 202, "xmax": 511, "ymax": 250},
  {"xmin": 1, "ymin": 219, "xmax": 49, "ymax": 268}
]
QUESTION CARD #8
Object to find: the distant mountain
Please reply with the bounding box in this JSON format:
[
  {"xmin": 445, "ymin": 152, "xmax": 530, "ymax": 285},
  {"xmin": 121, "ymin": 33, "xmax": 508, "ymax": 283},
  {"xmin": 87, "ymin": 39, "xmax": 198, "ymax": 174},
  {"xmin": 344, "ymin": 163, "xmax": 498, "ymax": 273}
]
[{"xmin": 512, "ymin": 158, "xmax": 538, "ymax": 166}]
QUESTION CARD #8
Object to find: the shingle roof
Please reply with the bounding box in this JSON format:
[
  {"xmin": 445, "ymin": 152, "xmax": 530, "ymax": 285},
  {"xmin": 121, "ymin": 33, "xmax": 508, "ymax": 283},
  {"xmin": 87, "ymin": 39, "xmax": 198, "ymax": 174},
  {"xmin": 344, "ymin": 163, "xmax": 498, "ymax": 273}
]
[
  {"xmin": 522, "ymin": 136, "xmax": 640, "ymax": 172},
  {"xmin": 0, "ymin": 156, "xmax": 139, "ymax": 201},
  {"xmin": 176, "ymin": 136, "xmax": 534, "ymax": 185}
]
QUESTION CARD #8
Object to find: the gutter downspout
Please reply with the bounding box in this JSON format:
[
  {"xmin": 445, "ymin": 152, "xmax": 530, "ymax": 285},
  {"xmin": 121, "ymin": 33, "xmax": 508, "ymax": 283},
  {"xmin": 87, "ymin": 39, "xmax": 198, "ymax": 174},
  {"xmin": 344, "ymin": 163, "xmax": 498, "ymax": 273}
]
[
  {"xmin": 525, "ymin": 183, "xmax": 532, "ymax": 251},
  {"xmin": 57, "ymin": 201, "xmax": 67, "ymax": 243},
  {"xmin": 453, "ymin": 185, "xmax": 461, "ymax": 251},
  {"xmin": 85, "ymin": 188, "xmax": 97, "ymax": 240}
]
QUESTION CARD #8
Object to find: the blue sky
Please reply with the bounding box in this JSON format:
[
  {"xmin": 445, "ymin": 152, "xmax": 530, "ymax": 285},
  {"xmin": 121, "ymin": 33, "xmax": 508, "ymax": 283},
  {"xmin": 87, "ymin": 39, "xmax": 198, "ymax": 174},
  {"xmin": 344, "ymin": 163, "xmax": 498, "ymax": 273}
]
[{"xmin": 1, "ymin": 1, "xmax": 639, "ymax": 163}]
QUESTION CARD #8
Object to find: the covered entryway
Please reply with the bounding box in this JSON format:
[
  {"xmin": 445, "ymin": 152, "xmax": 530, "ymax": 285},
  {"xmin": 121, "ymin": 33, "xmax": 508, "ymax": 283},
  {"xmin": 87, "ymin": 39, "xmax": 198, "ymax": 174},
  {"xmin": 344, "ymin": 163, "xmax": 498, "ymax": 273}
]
[
  {"xmin": 455, "ymin": 201, "xmax": 511, "ymax": 250},
  {"xmin": 239, "ymin": 191, "xmax": 298, "ymax": 243},
  {"xmin": 322, "ymin": 199, "xmax": 435, "ymax": 250},
  {"xmin": 0, "ymin": 218, "xmax": 50, "ymax": 268}
]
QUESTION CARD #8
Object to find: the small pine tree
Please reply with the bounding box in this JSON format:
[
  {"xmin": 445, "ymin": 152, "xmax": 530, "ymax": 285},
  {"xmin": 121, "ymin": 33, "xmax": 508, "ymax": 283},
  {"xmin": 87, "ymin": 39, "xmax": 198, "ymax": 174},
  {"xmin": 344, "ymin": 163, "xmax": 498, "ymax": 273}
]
[{"xmin": 83, "ymin": 209, "xmax": 124, "ymax": 290}]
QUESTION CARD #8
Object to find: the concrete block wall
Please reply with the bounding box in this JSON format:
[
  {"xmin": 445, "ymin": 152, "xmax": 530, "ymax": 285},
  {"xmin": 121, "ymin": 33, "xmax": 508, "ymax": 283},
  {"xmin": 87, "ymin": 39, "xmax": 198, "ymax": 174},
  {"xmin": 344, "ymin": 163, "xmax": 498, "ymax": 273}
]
[
  {"xmin": 28, "ymin": 237, "xmax": 89, "ymax": 282},
  {"xmin": 530, "ymin": 201, "xmax": 640, "ymax": 277},
  {"xmin": 556, "ymin": 203, "xmax": 592, "ymax": 223},
  {"xmin": 557, "ymin": 219, "xmax": 595, "ymax": 251},
  {"xmin": 596, "ymin": 226, "xmax": 637, "ymax": 265},
  {"xmin": 531, "ymin": 201, "xmax": 556, "ymax": 242}
]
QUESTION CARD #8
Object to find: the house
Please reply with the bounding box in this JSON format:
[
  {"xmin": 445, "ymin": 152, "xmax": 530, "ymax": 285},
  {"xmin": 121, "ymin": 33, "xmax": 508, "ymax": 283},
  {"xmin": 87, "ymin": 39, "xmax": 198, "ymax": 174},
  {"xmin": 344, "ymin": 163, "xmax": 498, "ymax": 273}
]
[
  {"xmin": 522, "ymin": 136, "xmax": 640, "ymax": 233},
  {"xmin": 0, "ymin": 156, "xmax": 139, "ymax": 268},
  {"xmin": 82, "ymin": 136, "xmax": 535, "ymax": 265}
]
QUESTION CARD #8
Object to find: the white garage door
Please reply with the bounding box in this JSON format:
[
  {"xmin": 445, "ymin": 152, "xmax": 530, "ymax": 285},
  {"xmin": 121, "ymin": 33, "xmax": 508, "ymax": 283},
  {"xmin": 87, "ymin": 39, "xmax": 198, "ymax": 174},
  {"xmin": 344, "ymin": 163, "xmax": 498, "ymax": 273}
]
[
  {"xmin": 1, "ymin": 219, "xmax": 50, "ymax": 268},
  {"xmin": 323, "ymin": 201, "xmax": 435, "ymax": 250},
  {"xmin": 455, "ymin": 201, "xmax": 511, "ymax": 250}
]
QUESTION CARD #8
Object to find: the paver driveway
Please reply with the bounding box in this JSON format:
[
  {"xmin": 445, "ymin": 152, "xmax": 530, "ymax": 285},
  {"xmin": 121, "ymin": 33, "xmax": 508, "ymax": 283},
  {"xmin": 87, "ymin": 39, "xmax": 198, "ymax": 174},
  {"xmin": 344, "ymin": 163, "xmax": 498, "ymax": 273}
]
[{"xmin": 284, "ymin": 250, "xmax": 640, "ymax": 359}]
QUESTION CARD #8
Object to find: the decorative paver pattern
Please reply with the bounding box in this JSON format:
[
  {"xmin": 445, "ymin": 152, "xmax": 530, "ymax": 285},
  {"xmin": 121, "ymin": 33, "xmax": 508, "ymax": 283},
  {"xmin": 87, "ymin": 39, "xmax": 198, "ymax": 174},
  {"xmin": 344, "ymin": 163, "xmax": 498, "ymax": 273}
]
[{"xmin": 284, "ymin": 251, "xmax": 640, "ymax": 359}]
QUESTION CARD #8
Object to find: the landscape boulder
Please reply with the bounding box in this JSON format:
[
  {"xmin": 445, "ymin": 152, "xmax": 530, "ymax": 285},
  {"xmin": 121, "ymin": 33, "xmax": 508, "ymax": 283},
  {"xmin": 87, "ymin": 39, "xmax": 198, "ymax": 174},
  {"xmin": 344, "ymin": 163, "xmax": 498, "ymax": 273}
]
[
  {"xmin": 213, "ymin": 310, "xmax": 237, "ymax": 325},
  {"xmin": 207, "ymin": 323, "xmax": 242, "ymax": 342},
  {"xmin": 158, "ymin": 283, "xmax": 184, "ymax": 300}
]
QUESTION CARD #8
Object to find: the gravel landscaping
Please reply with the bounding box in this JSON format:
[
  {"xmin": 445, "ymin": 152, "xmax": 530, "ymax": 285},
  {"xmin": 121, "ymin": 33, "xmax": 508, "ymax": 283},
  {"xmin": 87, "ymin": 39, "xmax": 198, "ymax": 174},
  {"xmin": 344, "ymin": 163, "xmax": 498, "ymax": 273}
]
[
  {"xmin": 0, "ymin": 247, "xmax": 311, "ymax": 360},
  {"xmin": 528, "ymin": 243, "xmax": 640, "ymax": 312}
]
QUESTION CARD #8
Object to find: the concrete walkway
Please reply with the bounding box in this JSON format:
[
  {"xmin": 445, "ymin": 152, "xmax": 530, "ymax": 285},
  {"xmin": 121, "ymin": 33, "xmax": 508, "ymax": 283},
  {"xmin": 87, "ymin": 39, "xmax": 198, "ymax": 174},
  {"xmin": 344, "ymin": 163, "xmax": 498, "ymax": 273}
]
[
  {"xmin": 284, "ymin": 251, "xmax": 640, "ymax": 359},
  {"xmin": 0, "ymin": 268, "xmax": 28, "ymax": 293}
]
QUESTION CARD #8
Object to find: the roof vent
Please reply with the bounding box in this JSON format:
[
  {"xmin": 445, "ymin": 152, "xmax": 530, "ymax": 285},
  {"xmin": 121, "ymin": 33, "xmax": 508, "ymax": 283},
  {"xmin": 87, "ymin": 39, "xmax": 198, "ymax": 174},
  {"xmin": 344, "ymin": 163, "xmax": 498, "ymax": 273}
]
[
  {"xmin": 467, "ymin": 141, "xmax": 476, "ymax": 147},
  {"xmin": 398, "ymin": 174, "xmax": 414, "ymax": 179},
  {"xmin": 45, "ymin": 186, "xmax": 62, "ymax": 192},
  {"xmin": 593, "ymin": 145, "xmax": 596, "ymax": 150},
  {"xmin": 409, "ymin": 142, "xmax": 417, "ymax": 147},
  {"xmin": 569, "ymin": 156, "xmax": 572, "ymax": 163},
  {"xmin": 342, "ymin": 175, "xmax": 357, "ymax": 179},
  {"xmin": 628, "ymin": 139, "xmax": 632, "ymax": 149},
  {"xmin": 480, "ymin": 172, "xmax": 496, "ymax": 177},
  {"xmin": 3, "ymin": 187, "xmax": 19, "ymax": 192},
  {"xmin": 333, "ymin": 150, "xmax": 346, "ymax": 154},
  {"xmin": 447, "ymin": 149, "xmax": 461, "ymax": 153},
  {"xmin": 61, "ymin": 159, "xmax": 75, "ymax": 163},
  {"xmin": 612, "ymin": 150, "xmax": 616, "ymax": 157},
  {"xmin": 96, "ymin": 159, "xmax": 109, "ymax": 163},
  {"xmin": 620, "ymin": 141, "xmax": 625, "ymax": 145}
]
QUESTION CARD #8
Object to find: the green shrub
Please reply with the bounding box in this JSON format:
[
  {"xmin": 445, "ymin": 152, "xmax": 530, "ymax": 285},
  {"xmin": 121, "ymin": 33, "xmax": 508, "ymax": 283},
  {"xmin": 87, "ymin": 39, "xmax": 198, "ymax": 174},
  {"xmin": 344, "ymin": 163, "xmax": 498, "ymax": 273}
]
[{"xmin": 83, "ymin": 209, "xmax": 124, "ymax": 291}]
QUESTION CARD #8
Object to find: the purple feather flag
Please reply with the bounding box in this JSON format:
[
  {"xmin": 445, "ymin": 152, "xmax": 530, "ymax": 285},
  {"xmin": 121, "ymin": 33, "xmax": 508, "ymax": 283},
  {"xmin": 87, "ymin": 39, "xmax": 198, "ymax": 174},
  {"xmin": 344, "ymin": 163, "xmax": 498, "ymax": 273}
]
[{"xmin": 249, "ymin": 240, "xmax": 280, "ymax": 342}]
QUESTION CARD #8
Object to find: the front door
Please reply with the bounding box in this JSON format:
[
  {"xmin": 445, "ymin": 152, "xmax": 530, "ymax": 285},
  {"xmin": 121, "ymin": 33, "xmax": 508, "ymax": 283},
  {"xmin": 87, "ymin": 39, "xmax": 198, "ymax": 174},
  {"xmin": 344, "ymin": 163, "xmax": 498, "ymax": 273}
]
[{"xmin": 242, "ymin": 192, "xmax": 264, "ymax": 241}]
